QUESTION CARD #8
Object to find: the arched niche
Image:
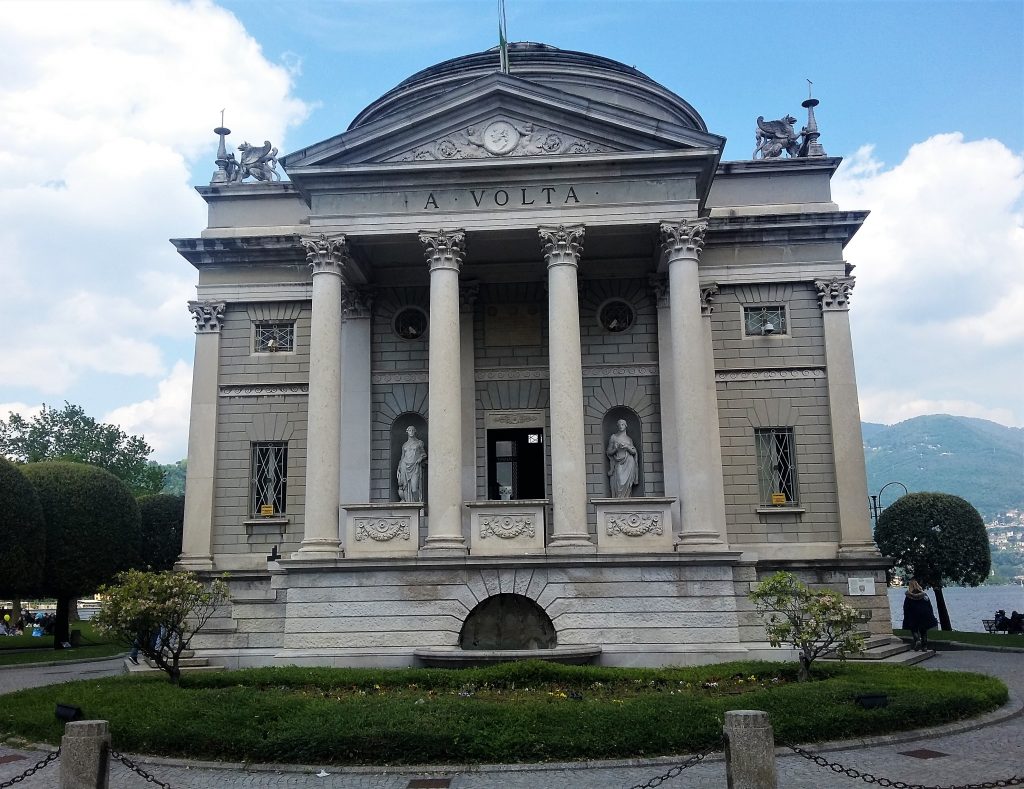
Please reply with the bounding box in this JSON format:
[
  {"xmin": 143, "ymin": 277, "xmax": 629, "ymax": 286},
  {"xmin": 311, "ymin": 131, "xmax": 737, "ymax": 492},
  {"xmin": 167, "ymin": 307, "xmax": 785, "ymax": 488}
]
[
  {"xmin": 390, "ymin": 412, "xmax": 428, "ymax": 502},
  {"xmin": 459, "ymin": 593, "xmax": 557, "ymax": 650},
  {"xmin": 602, "ymin": 406, "xmax": 643, "ymax": 497}
]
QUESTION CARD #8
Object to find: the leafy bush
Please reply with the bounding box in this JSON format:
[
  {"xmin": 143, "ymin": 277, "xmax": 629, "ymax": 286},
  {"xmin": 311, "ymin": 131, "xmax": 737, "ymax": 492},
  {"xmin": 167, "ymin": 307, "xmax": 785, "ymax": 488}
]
[
  {"xmin": 749, "ymin": 571, "xmax": 865, "ymax": 681},
  {"xmin": 93, "ymin": 570, "xmax": 228, "ymax": 684},
  {"xmin": 0, "ymin": 457, "xmax": 46, "ymax": 596},
  {"xmin": 137, "ymin": 494, "xmax": 185, "ymax": 571}
]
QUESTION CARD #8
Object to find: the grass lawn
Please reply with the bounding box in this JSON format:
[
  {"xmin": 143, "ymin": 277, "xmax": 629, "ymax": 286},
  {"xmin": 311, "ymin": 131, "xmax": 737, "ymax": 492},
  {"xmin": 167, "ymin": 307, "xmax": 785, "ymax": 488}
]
[
  {"xmin": 893, "ymin": 628, "xmax": 1024, "ymax": 649},
  {"xmin": 0, "ymin": 622, "xmax": 124, "ymax": 666},
  {"xmin": 0, "ymin": 660, "xmax": 1006, "ymax": 765}
]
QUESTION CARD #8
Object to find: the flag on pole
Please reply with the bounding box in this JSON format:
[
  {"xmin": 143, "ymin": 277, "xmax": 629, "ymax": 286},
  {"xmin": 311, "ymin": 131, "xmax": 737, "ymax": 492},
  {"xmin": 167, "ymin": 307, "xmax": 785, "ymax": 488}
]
[{"xmin": 498, "ymin": 0, "xmax": 509, "ymax": 74}]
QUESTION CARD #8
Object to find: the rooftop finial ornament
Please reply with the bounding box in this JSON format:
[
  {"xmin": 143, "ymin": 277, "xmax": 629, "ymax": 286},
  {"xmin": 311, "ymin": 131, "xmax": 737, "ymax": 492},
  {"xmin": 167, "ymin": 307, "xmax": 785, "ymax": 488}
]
[
  {"xmin": 752, "ymin": 83, "xmax": 827, "ymax": 160},
  {"xmin": 209, "ymin": 114, "xmax": 282, "ymax": 185}
]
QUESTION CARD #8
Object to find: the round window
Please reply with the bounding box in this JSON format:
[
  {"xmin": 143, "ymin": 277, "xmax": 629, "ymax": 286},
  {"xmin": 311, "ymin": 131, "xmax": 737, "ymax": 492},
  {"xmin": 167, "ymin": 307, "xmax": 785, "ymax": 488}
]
[
  {"xmin": 598, "ymin": 299, "xmax": 635, "ymax": 333},
  {"xmin": 393, "ymin": 307, "xmax": 428, "ymax": 340}
]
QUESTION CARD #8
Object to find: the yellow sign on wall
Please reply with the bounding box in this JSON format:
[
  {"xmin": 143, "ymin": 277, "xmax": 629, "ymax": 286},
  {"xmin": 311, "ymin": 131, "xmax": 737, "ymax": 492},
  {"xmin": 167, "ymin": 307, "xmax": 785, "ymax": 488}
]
[
  {"xmin": 260, "ymin": 504, "xmax": 275, "ymax": 517},
  {"xmin": 770, "ymin": 493, "xmax": 787, "ymax": 506}
]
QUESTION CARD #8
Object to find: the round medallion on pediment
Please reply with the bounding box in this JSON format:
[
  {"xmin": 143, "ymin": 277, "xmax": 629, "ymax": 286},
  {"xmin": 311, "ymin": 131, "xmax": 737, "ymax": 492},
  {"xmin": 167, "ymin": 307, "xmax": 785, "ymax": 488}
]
[
  {"xmin": 482, "ymin": 120, "xmax": 520, "ymax": 155},
  {"xmin": 437, "ymin": 139, "xmax": 458, "ymax": 158}
]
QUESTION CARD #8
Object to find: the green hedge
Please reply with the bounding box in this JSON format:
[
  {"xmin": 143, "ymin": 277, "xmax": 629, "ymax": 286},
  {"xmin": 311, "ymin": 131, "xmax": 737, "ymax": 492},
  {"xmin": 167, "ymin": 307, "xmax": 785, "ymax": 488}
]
[{"xmin": 0, "ymin": 660, "xmax": 1006, "ymax": 765}]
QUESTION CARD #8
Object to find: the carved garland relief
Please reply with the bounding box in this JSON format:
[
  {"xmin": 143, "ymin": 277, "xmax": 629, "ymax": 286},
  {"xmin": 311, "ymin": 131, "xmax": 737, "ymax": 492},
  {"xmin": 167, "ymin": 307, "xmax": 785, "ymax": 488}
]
[
  {"xmin": 353, "ymin": 518, "xmax": 411, "ymax": 542},
  {"xmin": 390, "ymin": 119, "xmax": 612, "ymax": 162},
  {"xmin": 606, "ymin": 513, "xmax": 663, "ymax": 538},
  {"xmin": 479, "ymin": 515, "xmax": 536, "ymax": 540}
]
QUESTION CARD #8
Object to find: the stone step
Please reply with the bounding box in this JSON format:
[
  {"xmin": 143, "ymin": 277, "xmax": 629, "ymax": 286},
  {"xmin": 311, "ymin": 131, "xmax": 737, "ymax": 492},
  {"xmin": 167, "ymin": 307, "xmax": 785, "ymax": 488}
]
[{"xmin": 124, "ymin": 656, "xmax": 225, "ymax": 674}]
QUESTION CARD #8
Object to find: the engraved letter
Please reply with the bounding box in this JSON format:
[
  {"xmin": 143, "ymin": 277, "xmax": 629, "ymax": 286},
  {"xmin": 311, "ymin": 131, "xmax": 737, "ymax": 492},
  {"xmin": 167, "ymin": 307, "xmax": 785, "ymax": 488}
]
[
  {"xmin": 541, "ymin": 187, "xmax": 556, "ymax": 205},
  {"xmin": 564, "ymin": 186, "xmax": 580, "ymax": 204},
  {"xmin": 470, "ymin": 189, "xmax": 486, "ymax": 207},
  {"xmin": 494, "ymin": 189, "xmax": 509, "ymax": 206},
  {"xmin": 424, "ymin": 193, "xmax": 438, "ymax": 209},
  {"xmin": 521, "ymin": 187, "xmax": 534, "ymax": 206}
]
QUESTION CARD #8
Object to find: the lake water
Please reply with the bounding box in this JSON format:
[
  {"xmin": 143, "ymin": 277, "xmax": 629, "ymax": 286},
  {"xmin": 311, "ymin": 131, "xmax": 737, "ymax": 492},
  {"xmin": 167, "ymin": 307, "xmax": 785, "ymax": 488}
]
[{"xmin": 887, "ymin": 584, "xmax": 1024, "ymax": 631}]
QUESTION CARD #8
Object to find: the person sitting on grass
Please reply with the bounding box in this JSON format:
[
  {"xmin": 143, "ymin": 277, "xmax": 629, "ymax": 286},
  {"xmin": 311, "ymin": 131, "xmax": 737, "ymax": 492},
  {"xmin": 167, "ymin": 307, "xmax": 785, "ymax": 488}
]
[
  {"xmin": 1009, "ymin": 611, "xmax": 1024, "ymax": 635},
  {"xmin": 902, "ymin": 578, "xmax": 938, "ymax": 651}
]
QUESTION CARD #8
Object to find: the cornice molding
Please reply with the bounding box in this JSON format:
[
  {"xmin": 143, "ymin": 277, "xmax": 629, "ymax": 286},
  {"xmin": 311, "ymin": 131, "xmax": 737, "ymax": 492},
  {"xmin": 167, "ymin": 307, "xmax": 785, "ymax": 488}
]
[
  {"xmin": 714, "ymin": 367, "xmax": 825, "ymax": 382},
  {"xmin": 219, "ymin": 383, "xmax": 310, "ymax": 397}
]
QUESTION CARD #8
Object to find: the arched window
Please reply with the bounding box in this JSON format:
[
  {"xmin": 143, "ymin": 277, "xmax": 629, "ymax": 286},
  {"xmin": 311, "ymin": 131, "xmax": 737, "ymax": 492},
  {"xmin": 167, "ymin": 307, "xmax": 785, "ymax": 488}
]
[{"xmin": 459, "ymin": 594, "xmax": 556, "ymax": 650}]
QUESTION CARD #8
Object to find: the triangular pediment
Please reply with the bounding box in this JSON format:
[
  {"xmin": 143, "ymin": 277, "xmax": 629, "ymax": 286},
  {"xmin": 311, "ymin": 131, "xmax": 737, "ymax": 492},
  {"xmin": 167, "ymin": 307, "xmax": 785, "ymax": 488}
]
[{"xmin": 281, "ymin": 73, "xmax": 724, "ymax": 170}]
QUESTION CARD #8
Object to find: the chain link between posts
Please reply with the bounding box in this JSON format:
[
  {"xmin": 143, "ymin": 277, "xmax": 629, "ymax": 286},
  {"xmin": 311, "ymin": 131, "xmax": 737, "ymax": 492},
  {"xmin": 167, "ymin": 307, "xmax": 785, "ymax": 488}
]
[
  {"xmin": 111, "ymin": 749, "xmax": 176, "ymax": 788},
  {"xmin": 627, "ymin": 739, "xmax": 723, "ymax": 789},
  {"xmin": 787, "ymin": 743, "xmax": 1024, "ymax": 788},
  {"xmin": 0, "ymin": 749, "xmax": 60, "ymax": 788}
]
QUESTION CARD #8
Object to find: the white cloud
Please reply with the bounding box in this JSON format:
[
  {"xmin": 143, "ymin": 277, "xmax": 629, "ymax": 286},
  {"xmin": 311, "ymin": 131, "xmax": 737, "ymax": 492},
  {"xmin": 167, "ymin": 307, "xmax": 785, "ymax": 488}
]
[
  {"xmin": 0, "ymin": 403, "xmax": 44, "ymax": 423},
  {"xmin": 104, "ymin": 361, "xmax": 194, "ymax": 463},
  {"xmin": 834, "ymin": 134, "xmax": 1024, "ymax": 428},
  {"xmin": 0, "ymin": 0, "xmax": 309, "ymax": 422}
]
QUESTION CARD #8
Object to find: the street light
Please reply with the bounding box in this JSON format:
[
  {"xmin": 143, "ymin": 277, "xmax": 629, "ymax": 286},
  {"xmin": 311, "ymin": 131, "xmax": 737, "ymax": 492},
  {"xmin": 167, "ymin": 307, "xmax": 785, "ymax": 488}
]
[{"xmin": 870, "ymin": 481, "xmax": 908, "ymax": 527}]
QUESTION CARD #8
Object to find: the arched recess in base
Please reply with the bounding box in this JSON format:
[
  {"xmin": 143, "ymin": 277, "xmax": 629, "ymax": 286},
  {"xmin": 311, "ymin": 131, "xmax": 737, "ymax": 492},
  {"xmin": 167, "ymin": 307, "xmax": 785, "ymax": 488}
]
[{"xmin": 459, "ymin": 593, "xmax": 557, "ymax": 650}]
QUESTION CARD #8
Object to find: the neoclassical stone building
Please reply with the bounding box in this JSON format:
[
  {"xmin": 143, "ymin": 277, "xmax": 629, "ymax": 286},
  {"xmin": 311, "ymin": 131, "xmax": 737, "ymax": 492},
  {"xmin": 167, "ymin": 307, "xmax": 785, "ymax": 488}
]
[{"xmin": 174, "ymin": 43, "xmax": 891, "ymax": 668}]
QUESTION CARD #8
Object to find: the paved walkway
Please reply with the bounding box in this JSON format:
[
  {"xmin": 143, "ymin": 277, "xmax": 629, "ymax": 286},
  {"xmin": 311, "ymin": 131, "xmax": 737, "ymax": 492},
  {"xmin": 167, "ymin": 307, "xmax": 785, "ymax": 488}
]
[{"xmin": 1, "ymin": 651, "xmax": 1022, "ymax": 788}]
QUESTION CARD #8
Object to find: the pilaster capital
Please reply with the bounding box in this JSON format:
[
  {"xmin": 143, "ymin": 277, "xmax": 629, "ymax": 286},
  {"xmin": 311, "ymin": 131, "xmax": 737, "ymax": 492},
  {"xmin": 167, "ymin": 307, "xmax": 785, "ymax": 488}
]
[
  {"xmin": 660, "ymin": 220, "xmax": 708, "ymax": 261},
  {"xmin": 648, "ymin": 274, "xmax": 669, "ymax": 308},
  {"xmin": 815, "ymin": 276, "xmax": 855, "ymax": 311},
  {"xmin": 341, "ymin": 286, "xmax": 374, "ymax": 320},
  {"xmin": 700, "ymin": 284, "xmax": 720, "ymax": 317},
  {"xmin": 302, "ymin": 233, "xmax": 351, "ymax": 278},
  {"xmin": 459, "ymin": 281, "xmax": 480, "ymax": 311},
  {"xmin": 419, "ymin": 229, "xmax": 466, "ymax": 272},
  {"xmin": 188, "ymin": 300, "xmax": 226, "ymax": 333},
  {"xmin": 539, "ymin": 224, "xmax": 585, "ymax": 268}
]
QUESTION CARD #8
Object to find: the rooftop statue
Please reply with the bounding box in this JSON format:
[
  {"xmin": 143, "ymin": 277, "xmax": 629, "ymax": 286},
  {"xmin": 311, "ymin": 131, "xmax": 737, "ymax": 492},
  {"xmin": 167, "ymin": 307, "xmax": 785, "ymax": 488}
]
[
  {"xmin": 210, "ymin": 120, "xmax": 281, "ymax": 184},
  {"xmin": 753, "ymin": 115, "xmax": 800, "ymax": 159}
]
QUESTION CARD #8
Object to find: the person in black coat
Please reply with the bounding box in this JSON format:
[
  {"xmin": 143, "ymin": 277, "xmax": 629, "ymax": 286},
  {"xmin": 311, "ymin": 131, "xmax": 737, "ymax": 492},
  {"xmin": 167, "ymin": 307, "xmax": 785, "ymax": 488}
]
[{"xmin": 902, "ymin": 578, "xmax": 938, "ymax": 650}]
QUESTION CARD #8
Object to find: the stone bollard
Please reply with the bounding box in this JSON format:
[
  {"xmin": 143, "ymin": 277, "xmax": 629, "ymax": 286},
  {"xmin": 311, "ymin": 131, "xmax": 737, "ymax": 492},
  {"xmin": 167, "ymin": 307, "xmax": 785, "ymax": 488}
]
[
  {"xmin": 60, "ymin": 720, "xmax": 110, "ymax": 789},
  {"xmin": 724, "ymin": 709, "xmax": 777, "ymax": 789}
]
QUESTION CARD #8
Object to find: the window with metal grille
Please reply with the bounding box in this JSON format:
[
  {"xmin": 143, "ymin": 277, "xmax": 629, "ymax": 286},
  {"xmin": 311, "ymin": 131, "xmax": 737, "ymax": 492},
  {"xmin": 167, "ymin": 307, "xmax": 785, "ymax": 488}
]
[
  {"xmin": 598, "ymin": 299, "xmax": 635, "ymax": 333},
  {"xmin": 755, "ymin": 428, "xmax": 798, "ymax": 505},
  {"xmin": 251, "ymin": 442, "xmax": 288, "ymax": 516},
  {"xmin": 393, "ymin": 307, "xmax": 428, "ymax": 340},
  {"xmin": 254, "ymin": 322, "xmax": 295, "ymax": 353},
  {"xmin": 744, "ymin": 306, "xmax": 787, "ymax": 336}
]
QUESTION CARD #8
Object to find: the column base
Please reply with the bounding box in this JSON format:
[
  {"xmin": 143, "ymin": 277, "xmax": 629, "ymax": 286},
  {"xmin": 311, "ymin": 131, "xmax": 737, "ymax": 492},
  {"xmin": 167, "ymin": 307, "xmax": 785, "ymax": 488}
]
[
  {"xmin": 420, "ymin": 535, "xmax": 468, "ymax": 556},
  {"xmin": 293, "ymin": 538, "xmax": 344, "ymax": 560},
  {"xmin": 547, "ymin": 535, "xmax": 596, "ymax": 553},
  {"xmin": 837, "ymin": 541, "xmax": 881, "ymax": 558},
  {"xmin": 175, "ymin": 554, "xmax": 214, "ymax": 572},
  {"xmin": 674, "ymin": 531, "xmax": 727, "ymax": 552}
]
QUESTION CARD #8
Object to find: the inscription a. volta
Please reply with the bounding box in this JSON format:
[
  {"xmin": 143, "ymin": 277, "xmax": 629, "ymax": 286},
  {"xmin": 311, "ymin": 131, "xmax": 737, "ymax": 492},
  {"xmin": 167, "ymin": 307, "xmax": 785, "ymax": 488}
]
[{"xmin": 423, "ymin": 185, "xmax": 581, "ymax": 210}]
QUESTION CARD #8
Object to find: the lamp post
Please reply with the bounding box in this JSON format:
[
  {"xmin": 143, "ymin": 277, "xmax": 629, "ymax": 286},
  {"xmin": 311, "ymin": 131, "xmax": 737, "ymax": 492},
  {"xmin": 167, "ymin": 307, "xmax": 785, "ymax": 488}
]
[{"xmin": 869, "ymin": 481, "xmax": 908, "ymax": 527}]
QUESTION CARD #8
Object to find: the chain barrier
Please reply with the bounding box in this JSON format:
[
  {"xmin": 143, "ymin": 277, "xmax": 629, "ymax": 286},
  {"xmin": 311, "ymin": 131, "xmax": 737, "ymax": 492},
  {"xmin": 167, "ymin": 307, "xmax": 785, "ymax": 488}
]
[
  {"xmin": 0, "ymin": 749, "xmax": 60, "ymax": 788},
  {"xmin": 787, "ymin": 743, "xmax": 1024, "ymax": 789},
  {"xmin": 111, "ymin": 749, "xmax": 175, "ymax": 788},
  {"xmin": 627, "ymin": 738, "xmax": 723, "ymax": 789}
]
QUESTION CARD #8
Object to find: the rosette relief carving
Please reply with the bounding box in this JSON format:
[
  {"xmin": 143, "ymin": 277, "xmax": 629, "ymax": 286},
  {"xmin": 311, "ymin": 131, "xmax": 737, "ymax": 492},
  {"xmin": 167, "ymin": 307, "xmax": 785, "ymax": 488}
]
[
  {"xmin": 479, "ymin": 515, "xmax": 536, "ymax": 540},
  {"xmin": 354, "ymin": 518, "xmax": 411, "ymax": 542},
  {"xmin": 606, "ymin": 513, "xmax": 663, "ymax": 538}
]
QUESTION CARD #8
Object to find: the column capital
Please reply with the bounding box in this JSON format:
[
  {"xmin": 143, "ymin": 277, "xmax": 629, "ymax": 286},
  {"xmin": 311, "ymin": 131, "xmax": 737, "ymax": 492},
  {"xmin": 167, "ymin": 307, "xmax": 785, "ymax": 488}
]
[
  {"xmin": 539, "ymin": 224, "xmax": 585, "ymax": 268},
  {"xmin": 459, "ymin": 280, "xmax": 480, "ymax": 311},
  {"xmin": 420, "ymin": 229, "xmax": 466, "ymax": 272},
  {"xmin": 341, "ymin": 286, "xmax": 374, "ymax": 320},
  {"xmin": 660, "ymin": 220, "xmax": 708, "ymax": 261},
  {"xmin": 648, "ymin": 274, "xmax": 669, "ymax": 308},
  {"xmin": 815, "ymin": 276, "xmax": 855, "ymax": 311},
  {"xmin": 700, "ymin": 283, "xmax": 720, "ymax": 317},
  {"xmin": 187, "ymin": 300, "xmax": 226, "ymax": 333},
  {"xmin": 302, "ymin": 233, "xmax": 350, "ymax": 278}
]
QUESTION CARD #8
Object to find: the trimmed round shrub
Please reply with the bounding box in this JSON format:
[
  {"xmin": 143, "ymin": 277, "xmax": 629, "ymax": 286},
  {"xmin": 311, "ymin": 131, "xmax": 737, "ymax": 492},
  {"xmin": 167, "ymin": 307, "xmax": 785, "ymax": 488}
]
[
  {"xmin": 137, "ymin": 494, "xmax": 184, "ymax": 571},
  {"xmin": 0, "ymin": 457, "xmax": 46, "ymax": 595}
]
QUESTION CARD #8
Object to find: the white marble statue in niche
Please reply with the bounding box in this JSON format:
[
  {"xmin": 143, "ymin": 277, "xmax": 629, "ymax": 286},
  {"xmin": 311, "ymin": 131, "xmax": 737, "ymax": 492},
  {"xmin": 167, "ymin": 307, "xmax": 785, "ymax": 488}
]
[
  {"xmin": 606, "ymin": 419, "xmax": 639, "ymax": 498},
  {"xmin": 396, "ymin": 426, "xmax": 427, "ymax": 502}
]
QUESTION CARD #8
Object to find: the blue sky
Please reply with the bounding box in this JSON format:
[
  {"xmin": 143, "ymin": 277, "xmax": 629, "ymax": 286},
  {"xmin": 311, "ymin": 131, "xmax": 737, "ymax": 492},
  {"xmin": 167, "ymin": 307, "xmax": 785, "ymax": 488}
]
[{"xmin": 1, "ymin": 0, "xmax": 1021, "ymax": 462}]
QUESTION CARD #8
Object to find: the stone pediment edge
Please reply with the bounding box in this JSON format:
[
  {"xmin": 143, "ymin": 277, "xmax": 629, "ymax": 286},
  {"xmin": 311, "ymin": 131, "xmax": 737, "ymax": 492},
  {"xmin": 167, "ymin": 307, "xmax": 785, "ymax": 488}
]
[{"xmin": 282, "ymin": 74, "xmax": 723, "ymax": 169}]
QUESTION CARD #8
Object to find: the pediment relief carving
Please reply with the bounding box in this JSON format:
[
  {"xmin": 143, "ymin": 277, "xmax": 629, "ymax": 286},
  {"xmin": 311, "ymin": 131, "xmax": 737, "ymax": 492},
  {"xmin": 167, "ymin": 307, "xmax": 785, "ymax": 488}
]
[{"xmin": 385, "ymin": 117, "xmax": 615, "ymax": 162}]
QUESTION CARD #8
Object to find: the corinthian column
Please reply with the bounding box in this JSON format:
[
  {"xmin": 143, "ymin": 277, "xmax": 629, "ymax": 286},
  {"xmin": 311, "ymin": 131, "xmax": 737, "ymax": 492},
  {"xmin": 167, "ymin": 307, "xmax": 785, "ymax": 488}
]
[
  {"xmin": 178, "ymin": 300, "xmax": 225, "ymax": 571},
  {"xmin": 816, "ymin": 276, "xmax": 878, "ymax": 556},
  {"xmin": 420, "ymin": 230, "xmax": 468, "ymax": 554},
  {"xmin": 660, "ymin": 221, "xmax": 726, "ymax": 549},
  {"xmin": 339, "ymin": 287, "xmax": 373, "ymax": 505},
  {"xmin": 295, "ymin": 233, "xmax": 349, "ymax": 560},
  {"xmin": 540, "ymin": 225, "xmax": 594, "ymax": 552}
]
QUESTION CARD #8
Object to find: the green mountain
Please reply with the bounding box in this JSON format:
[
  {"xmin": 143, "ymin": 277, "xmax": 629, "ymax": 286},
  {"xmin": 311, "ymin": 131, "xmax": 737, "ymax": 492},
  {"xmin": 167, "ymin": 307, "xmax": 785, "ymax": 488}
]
[{"xmin": 862, "ymin": 415, "xmax": 1024, "ymax": 520}]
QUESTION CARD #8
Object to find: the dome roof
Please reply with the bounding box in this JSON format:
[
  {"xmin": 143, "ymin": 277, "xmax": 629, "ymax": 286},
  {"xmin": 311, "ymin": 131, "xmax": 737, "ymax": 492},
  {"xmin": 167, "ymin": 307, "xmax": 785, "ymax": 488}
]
[{"xmin": 349, "ymin": 42, "xmax": 707, "ymax": 133}]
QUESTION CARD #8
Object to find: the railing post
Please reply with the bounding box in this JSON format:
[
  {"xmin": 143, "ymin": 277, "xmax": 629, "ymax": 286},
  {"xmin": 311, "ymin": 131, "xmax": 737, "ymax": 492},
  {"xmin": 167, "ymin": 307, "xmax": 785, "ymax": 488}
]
[
  {"xmin": 60, "ymin": 719, "xmax": 110, "ymax": 789},
  {"xmin": 724, "ymin": 710, "xmax": 777, "ymax": 789}
]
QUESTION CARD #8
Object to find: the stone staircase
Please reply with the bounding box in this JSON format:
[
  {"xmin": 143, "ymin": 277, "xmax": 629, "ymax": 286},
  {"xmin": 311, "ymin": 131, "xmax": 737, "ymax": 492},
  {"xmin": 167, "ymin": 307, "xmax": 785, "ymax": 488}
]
[
  {"xmin": 823, "ymin": 633, "xmax": 935, "ymax": 665},
  {"xmin": 123, "ymin": 648, "xmax": 225, "ymax": 675}
]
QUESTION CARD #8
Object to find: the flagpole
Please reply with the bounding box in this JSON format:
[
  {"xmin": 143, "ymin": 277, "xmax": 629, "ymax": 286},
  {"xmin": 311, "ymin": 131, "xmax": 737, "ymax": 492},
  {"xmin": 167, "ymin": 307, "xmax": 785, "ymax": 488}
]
[{"xmin": 498, "ymin": 0, "xmax": 509, "ymax": 74}]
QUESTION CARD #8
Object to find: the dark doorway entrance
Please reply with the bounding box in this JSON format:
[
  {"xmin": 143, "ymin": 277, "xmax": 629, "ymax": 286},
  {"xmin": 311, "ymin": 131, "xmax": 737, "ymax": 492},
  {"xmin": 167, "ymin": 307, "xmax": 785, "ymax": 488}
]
[{"xmin": 486, "ymin": 428, "xmax": 545, "ymax": 500}]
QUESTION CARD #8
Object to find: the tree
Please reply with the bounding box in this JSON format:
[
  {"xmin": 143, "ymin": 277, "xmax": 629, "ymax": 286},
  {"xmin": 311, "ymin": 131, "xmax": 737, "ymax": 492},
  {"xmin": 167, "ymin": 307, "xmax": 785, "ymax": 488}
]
[
  {"xmin": 138, "ymin": 494, "xmax": 185, "ymax": 571},
  {"xmin": 875, "ymin": 492, "xmax": 990, "ymax": 631},
  {"xmin": 159, "ymin": 460, "xmax": 187, "ymax": 496},
  {"xmin": 0, "ymin": 403, "xmax": 164, "ymax": 495},
  {"xmin": 749, "ymin": 571, "xmax": 865, "ymax": 682},
  {"xmin": 0, "ymin": 457, "xmax": 46, "ymax": 597},
  {"xmin": 94, "ymin": 570, "xmax": 228, "ymax": 684},
  {"xmin": 21, "ymin": 462, "xmax": 142, "ymax": 648}
]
